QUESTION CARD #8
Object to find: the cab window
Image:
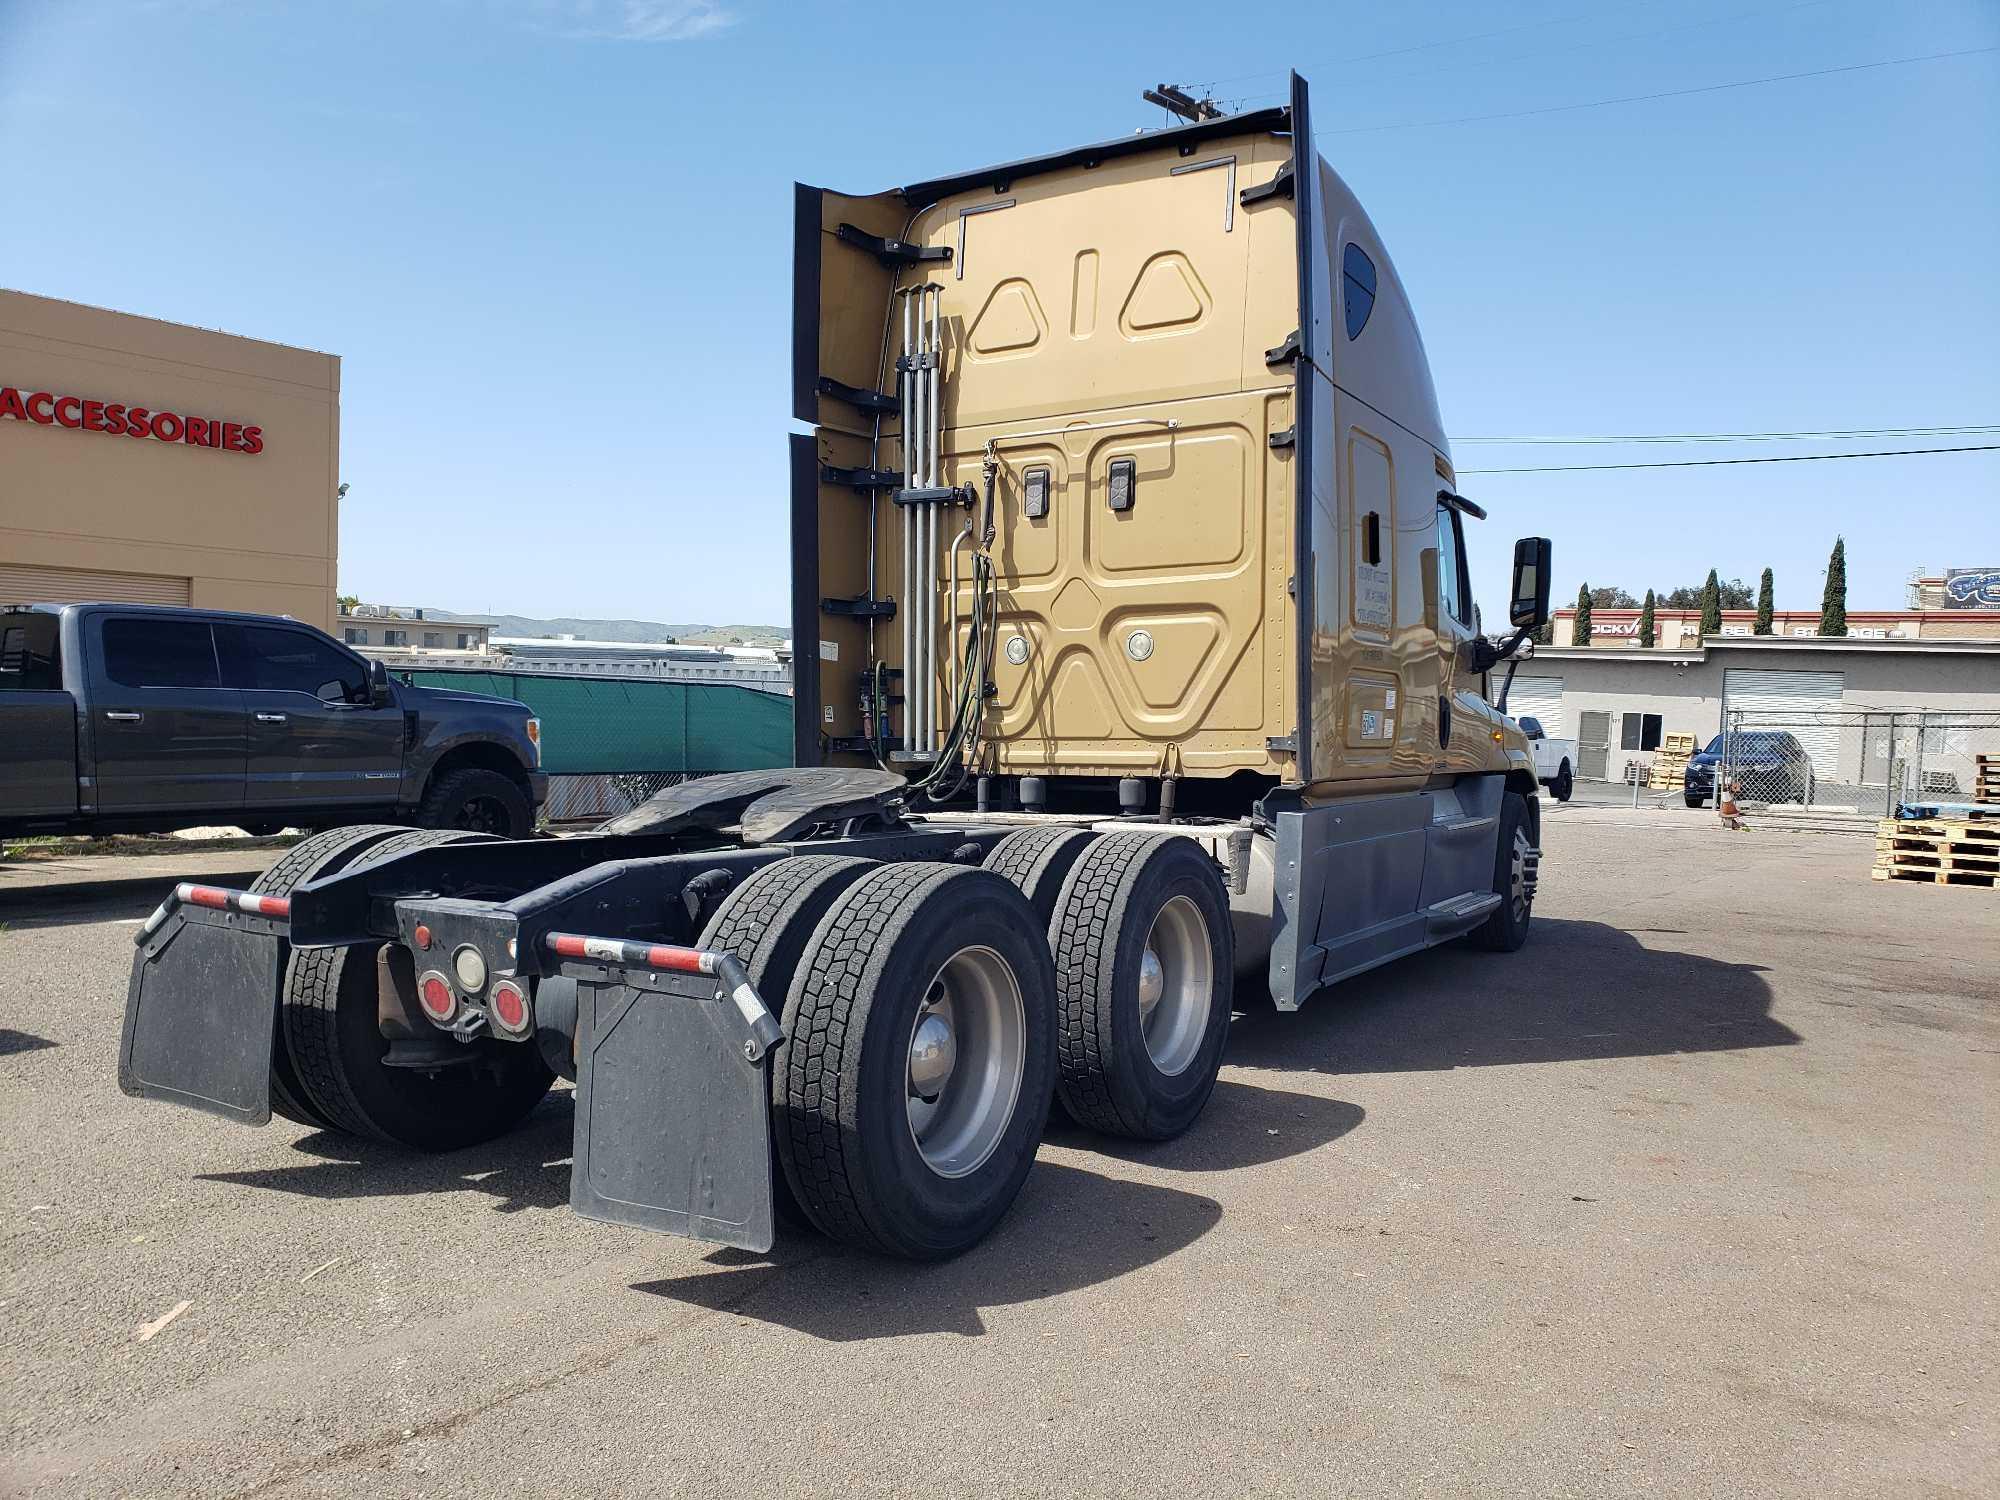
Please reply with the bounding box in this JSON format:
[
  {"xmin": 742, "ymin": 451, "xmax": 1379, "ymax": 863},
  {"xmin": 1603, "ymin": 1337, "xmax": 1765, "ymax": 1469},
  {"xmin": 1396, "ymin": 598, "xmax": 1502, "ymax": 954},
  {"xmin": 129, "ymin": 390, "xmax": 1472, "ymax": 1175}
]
[
  {"xmin": 221, "ymin": 624, "xmax": 368, "ymax": 703},
  {"xmin": 1435, "ymin": 501, "xmax": 1471, "ymax": 628},
  {"xmin": 102, "ymin": 616, "xmax": 220, "ymax": 689}
]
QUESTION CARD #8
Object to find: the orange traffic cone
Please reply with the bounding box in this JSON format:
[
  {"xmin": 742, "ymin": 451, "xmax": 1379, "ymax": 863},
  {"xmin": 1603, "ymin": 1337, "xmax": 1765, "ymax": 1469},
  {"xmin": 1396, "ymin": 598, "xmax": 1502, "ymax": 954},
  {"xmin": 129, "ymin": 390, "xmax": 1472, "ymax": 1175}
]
[{"xmin": 1718, "ymin": 777, "xmax": 1744, "ymax": 830}]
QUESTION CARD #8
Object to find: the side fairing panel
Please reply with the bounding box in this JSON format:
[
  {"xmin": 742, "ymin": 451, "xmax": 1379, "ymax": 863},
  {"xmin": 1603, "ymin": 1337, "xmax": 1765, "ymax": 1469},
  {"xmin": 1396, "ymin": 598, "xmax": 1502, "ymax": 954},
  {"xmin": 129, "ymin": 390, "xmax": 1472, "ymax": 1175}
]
[{"xmin": 790, "ymin": 184, "xmax": 907, "ymax": 764}]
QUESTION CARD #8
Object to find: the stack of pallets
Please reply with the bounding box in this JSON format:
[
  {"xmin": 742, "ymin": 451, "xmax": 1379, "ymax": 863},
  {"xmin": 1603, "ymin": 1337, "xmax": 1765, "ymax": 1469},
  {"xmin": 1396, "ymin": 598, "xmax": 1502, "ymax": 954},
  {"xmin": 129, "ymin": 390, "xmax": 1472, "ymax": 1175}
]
[
  {"xmin": 1648, "ymin": 732, "xmax": 1699, "ymax": 790},
  {"xmin": 1873, "ymin": 816, "xmax": 2000, "ymax": 890},
  {"xmin": 1977, "ymin": 754, "xmax": 1999, "ymax": 805}
]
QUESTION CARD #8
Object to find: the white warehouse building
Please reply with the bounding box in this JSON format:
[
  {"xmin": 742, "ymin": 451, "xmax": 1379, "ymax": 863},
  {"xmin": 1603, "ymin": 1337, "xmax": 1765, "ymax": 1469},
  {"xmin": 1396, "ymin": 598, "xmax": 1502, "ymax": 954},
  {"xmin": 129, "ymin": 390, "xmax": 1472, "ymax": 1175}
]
[{"xmin": 1507, "ymin": 636, "xmax": 2000, "ymax": 804}]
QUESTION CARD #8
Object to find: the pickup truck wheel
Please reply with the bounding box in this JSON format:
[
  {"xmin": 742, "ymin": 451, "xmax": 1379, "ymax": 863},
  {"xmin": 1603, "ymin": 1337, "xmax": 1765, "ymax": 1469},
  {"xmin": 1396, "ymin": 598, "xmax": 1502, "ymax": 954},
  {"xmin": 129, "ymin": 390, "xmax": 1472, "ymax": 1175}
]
[
  {"xmin": 696, "ymin": 855, "xmax": 877, "ymax": 1232},
  {"xmin": 249, "ymin": 823, "xmax": 408, "ymax": 1130},
  {"xmin": 1047, "ymin": 834, "xmax": 1234, "ymax": 1141},
  {"xmin": 1469, "ymin": 793, "xmax": 1536, "ymax": 953},
  {"xmin": 982, "ymin": 827, "xmax": 1095, "ymax": 924},
  {"xmin": 418, "ymin": 768, "xmax": 532, "ymax": 839},
  {"xmin": 281, "ymin": 828, "xmax": 553, "ymax": 1150},
  {"xmin": 778, "ymin": 863, "xmax": 1056, "ymax": 1259},
  {"xmin": 1549, "ymin": 762, "xmax": 1573, "ymax": 803}
]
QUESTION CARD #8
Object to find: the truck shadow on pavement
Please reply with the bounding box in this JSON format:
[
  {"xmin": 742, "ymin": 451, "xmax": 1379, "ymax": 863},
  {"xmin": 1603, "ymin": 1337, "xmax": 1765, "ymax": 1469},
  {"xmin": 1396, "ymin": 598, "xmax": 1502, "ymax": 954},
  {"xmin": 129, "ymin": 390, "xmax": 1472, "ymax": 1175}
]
[
  {"xmin": 1226, "ymin": 917, "xmax": 1796, "ymax": 1075},
  {"xmin": 630, "ymin": 1078, "xmax": 1362, "ymax": 1341},
  {"xmin": 198, "ymin": 1093, "xmax": 580, "ymax": 1215}
]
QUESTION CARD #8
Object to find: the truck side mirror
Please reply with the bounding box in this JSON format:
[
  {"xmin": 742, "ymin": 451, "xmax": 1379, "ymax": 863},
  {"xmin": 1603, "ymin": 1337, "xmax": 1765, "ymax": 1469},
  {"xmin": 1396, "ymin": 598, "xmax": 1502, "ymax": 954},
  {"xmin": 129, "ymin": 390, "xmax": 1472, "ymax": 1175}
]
[
  {"xmin": 1510, "ymin": 537, "xmax": 1552, "ymax": 629},
  {"xmin": 368, "ymin": 658, "xmax": 393, "ymax": 707}
]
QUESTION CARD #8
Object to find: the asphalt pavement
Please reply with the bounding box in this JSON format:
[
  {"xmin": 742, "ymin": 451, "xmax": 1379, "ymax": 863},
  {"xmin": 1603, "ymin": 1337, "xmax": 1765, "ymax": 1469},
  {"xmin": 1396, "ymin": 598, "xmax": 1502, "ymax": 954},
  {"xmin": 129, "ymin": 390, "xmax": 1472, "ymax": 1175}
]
[{"xmin": 2, "ymin": 810, "xmax": 1994, "ymax": 1497}]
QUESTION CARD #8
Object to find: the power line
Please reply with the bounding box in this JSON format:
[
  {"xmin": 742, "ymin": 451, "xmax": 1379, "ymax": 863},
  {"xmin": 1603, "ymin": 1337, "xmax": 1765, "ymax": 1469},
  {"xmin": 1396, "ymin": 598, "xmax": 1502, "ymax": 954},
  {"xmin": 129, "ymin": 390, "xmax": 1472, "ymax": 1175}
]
[
  {"xmin": 1459, "ymin": 424, "xmax": 2000, "ymax": 446},
  {"xmin": 1325, "ymin": 45, "xmax": 1997, "ymax": 135},
  {"xmin": 1199, "ymin": 5, "xmax": 1651, "ymax": 90},
  {"xmin": 1461, "ymin": 444, "xmax": 2000, "ymax": 473}
]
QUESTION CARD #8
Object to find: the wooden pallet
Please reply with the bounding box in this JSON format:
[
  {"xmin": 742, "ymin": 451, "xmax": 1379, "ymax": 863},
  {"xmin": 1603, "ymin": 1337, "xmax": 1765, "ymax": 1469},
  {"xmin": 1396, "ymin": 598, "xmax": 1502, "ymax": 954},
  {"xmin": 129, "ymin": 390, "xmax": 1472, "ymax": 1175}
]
[
  {"xmin": 1879, "ymin": 818, "xmax": 2000, "ymax": 846},
  {"xmin": 1661, "ymin": 732, "xmax": 1698, "ymax": 754},
  {"xmin": 1978, "ymin": 755, "xmax": 1999, "ymax": 804},
  {"xmin": 1872, "ymin": 865, "xmax": 2000, "ymax": 889},
  {"xmin": 1874, "ymin": 847, "xmax": 2000, "ymax": 874},
  {"xmin": 1648, "ymin": 752, "xmax": 1692, "ymax": 789}
]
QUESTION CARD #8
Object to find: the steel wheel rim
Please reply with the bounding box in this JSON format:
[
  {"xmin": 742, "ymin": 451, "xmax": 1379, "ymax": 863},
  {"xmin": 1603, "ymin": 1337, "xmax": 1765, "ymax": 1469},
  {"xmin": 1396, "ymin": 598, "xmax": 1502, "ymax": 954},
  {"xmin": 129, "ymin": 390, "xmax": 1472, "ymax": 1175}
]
[
  {"xmin": 1138, "ymin": 895, "xmax": 1212, "ymax": 1077},
  {"xmin": 1509, "ymin": 827, "xmax": 1533, "ymax": 923},
  {"xmin": 904, "ymin": 945, "xmax": 1025, "ymax": 1179}
]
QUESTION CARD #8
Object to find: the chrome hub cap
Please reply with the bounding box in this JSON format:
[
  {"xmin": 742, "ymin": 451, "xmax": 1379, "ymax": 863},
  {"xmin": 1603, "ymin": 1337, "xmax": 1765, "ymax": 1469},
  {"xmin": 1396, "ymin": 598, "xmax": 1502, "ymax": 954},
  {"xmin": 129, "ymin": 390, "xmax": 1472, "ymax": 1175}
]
[
  {"xmin": 1138, "ymin": 896, "xmax": 1212, "ymax": 1077},
  {"xmin": 1137, "ymin": 947, "xmax": 1165, "ymax": 1018},
  {"xmin": 907, "ymin": 1011, "xmax": 957, "ymax": 1101},
  {"xmin": 905, "ymin": 946, "xmax": 1026, "ymax": 1179}
]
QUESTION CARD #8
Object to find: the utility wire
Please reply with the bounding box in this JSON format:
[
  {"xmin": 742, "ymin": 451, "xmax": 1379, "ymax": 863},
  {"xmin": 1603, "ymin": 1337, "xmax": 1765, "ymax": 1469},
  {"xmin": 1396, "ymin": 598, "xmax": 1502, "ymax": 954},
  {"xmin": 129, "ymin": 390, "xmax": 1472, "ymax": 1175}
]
[
  {"xmin": 1462, "ymin": 444, "xmax": 2000, "ymax": 473},
  {"xmin": 1202, "ymin": 3, "xmax": 1656, "ymax": 89},
  {"xmin": 1323, "ymin": 45, "xmax": 1997, "ymax": 135},
  {"xmin": 1459, "ymin": 424, "xmax": 2000, "ymax": 445}
]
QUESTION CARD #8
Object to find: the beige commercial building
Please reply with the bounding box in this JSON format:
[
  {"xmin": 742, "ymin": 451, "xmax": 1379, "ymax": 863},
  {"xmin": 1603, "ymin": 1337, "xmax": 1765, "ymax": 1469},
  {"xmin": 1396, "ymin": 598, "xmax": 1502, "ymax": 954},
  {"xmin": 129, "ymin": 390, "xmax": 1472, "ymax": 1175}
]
[{"xmin": 1, "ymin": 290, "xmax": 339, "ymax": 631}]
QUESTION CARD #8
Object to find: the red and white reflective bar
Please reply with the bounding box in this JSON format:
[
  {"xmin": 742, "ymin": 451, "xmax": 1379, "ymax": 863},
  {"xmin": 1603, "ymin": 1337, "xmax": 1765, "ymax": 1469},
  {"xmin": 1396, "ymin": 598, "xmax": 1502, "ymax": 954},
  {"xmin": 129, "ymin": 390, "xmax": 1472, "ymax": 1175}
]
[
  {"xmin": 137, "ymin": 883, "xmax": 290, "ymax": 942},
  {"xmin": 542, "ymin": 932, "xmax": 783, "ymax": 1061},
  {"xmin": 545, "ymin": 933, "xmax": 716, "ymax": 974}
]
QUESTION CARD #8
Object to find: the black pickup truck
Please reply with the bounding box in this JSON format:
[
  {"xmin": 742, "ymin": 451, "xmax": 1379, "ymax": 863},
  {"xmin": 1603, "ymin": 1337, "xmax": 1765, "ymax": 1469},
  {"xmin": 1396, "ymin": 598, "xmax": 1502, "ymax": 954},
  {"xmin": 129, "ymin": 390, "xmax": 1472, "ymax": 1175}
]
[{"xmin": 1, "ymin": 603, "xmax": 546, "ymax": 839}]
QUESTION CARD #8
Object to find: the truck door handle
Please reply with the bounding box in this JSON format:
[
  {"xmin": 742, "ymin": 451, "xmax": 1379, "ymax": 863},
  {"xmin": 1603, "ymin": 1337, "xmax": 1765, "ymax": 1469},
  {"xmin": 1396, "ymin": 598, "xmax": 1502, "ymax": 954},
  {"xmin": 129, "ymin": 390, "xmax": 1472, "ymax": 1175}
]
[
  {"xmin": 255, "ymin": 712, "xmax": 288, "ymax": 724},
  {"xmin": 105, "ymin": 711, "xmax": 143, "ymax": 723}
]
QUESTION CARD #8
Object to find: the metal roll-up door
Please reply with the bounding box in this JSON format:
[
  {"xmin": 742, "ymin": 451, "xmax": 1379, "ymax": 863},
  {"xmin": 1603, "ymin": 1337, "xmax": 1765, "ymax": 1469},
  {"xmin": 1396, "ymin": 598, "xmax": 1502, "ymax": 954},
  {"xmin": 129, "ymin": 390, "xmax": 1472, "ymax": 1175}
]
[
  {"xmin": 1504, "ymin": 675, "xmax": 1565, "ymax": 739},
  {"xmin": 1721, "ymin": 668, "xmax": 1845, "ymax": 776},
  {"xmin": 0, "ymin": 563, "xmax": 192, "ymax": 608}
]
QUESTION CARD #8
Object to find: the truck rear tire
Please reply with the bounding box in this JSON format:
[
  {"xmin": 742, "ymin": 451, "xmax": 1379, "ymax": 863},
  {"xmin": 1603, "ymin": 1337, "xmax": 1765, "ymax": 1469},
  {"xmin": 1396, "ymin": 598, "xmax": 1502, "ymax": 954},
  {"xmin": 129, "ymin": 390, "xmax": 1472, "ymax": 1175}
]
[
  {"xmin": 982, "ymin": 826, "xmax": 1095, "ymax": 924},
  {"xmin": 1550, "ymin": 762, "xmax": 1573, "ymax": 802},
  {"xmin": 1046, "ymin": 833, "xmax": 1234, "ymax": 1141},
  {"xmin": 249, "ymin": 823, "xmax": 408, "ymax": 1130},
  {"xmin": 696, "ymin": 855, "xmax": 878, "ymax": 1231},
  {"xmin": 1469, "ymin": 792, "xmax": 1536, "ymax": 952},
  {"xmin": 777, "ymin": 863, "xmax": 1056, "ymax": 1259},
  {"xmin": 280, "ymin": 828, "xmax": 554, "ymax": 1150},
  {"xmin": 417, "ymin": 767, "xmax": 533, "ymax": 838}
]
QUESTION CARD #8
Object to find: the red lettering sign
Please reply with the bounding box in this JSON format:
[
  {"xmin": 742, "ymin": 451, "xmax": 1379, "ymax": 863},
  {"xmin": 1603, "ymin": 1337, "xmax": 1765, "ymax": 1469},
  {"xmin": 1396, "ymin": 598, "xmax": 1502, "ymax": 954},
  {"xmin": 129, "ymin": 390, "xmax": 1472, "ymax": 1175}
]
[{"xmin": 0, "ymin": 384, "xmax": 263, "ymax": 454}]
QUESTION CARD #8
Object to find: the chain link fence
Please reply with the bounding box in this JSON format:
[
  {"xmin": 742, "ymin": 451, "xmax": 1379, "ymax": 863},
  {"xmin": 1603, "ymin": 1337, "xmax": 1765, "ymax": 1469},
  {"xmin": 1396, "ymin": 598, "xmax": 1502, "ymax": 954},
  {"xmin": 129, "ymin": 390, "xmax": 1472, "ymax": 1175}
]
[{"xmin": 1695, "ymin": 708, "xmax": 2000, "ymax": 815}]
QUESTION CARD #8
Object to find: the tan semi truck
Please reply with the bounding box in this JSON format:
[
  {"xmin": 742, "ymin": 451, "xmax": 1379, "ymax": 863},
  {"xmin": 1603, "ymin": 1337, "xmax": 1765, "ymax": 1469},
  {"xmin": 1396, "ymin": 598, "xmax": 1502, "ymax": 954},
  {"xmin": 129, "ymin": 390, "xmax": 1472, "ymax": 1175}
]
[{"xmin": 120, "ymin": 74, "xmax": 1553, "ymax": 1260}]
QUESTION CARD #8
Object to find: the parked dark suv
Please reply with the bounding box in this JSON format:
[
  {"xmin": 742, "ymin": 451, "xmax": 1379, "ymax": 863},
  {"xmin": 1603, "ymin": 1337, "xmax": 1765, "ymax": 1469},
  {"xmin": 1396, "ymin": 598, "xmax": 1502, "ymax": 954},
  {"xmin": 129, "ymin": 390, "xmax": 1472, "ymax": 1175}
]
[
  {"xmin": 1684, "ymin": 730, "xmax": 1815, "ymax": 807},
  {"xmin": 1, "ymin": 602, "xmax": 545, "ymax": 838}
]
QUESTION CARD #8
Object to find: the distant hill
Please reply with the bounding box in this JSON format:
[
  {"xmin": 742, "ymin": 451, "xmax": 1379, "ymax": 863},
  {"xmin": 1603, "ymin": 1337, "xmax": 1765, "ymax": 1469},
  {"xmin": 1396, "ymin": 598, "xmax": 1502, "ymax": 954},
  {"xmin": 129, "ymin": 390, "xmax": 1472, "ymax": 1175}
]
[{"xmin": 427, "ymin": 611, "xmax": 788, "ymax": 647}]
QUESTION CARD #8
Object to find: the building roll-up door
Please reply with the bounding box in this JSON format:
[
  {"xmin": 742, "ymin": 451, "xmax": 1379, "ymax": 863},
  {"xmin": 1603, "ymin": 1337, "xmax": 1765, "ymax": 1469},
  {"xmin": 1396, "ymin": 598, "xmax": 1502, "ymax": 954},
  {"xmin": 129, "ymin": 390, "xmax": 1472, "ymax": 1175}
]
[
  {"xmin": 1504, "ymin": 676, "xmax": 1565, "ymax": 739},
  {"xmin": 1721, "ymin": 668, "xmax": 1845, "ymax": 777},
  {"xmin": 0, "ymin": 563, "xmax": 193, "ymax": 609}
]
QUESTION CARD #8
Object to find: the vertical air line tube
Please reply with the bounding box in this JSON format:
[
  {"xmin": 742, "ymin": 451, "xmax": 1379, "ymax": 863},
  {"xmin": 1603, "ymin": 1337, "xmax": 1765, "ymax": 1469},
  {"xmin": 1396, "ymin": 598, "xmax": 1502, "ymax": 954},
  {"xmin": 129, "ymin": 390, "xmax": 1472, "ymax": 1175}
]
[
  {"xmin": 926, "ymin": 285, "xmax": 942, "ymax": 755},
  {"xmin": 900, "ymin": 288, "xmax": 916, "ymax": 754}
]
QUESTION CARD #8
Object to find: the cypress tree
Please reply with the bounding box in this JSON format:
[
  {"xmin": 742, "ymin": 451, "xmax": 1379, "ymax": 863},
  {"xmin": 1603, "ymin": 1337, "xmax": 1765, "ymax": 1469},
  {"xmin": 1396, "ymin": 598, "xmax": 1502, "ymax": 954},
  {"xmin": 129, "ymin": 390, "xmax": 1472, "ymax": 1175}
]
[
  {"xmin": 1820, "ymin": 538, "xmax": 1847, "ymax": 636},
  {"xmin": 1638, "ymin": 589, "xmax": 1656, "ymax": 648},
  {"xmin": 1573, "ymin": 583, "xmax": 1593, "ymax": 645},
  {"xmin": 1698, "ymin": 569, "xmax": 1722, "ymax": 637},
  {"xmin": 1755, "ymin": 568, "xmax": 1774, "ymax": 635}
]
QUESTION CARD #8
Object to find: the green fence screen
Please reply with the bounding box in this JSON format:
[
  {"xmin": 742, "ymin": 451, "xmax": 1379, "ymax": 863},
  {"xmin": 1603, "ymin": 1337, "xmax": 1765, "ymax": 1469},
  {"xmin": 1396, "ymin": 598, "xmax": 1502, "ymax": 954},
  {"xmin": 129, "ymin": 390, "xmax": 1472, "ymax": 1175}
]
[{"xmin": 401, "ymin": 671, "xmax": 792, "ymax": 776}]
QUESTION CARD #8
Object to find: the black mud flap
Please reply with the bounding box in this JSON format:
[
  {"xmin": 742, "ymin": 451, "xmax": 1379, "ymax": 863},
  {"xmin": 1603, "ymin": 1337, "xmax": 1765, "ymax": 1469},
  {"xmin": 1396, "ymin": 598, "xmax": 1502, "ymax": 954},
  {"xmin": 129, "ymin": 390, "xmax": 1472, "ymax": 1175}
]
[
  {"xmin": 119, "ymin": 910, "xmax": 284, "ymax": 1125},
  {"xmin": 570, "ymin": 970, "xmax": 776, "ymax": 1253}
]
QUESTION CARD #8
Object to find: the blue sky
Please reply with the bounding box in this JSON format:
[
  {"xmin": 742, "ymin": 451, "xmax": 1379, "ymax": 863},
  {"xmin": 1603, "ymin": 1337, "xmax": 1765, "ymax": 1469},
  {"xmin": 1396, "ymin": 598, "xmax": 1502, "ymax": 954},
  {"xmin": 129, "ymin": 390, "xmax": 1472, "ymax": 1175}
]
[{"xmin": 4, "ymin": 0, "xmax": 1995, "ymax": 626}]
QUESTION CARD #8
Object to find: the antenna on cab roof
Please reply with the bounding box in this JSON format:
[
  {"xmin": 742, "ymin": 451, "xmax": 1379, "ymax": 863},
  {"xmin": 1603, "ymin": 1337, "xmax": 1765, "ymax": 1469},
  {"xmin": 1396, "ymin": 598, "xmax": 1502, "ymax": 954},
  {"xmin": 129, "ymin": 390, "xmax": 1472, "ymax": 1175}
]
[{"xmin": 1142, "ymin": 83, "xmax": 1224, "ymax": 123}]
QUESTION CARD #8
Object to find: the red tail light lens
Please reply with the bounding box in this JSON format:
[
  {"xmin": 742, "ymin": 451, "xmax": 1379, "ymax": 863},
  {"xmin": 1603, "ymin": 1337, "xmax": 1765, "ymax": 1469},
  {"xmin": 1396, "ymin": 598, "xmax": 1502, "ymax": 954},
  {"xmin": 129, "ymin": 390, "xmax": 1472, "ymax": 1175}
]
[
  {"xmin": 489, "ymin": 979, "xmax": 530, "ymax": 1034},
  {"xmin": 417, "ymin": 970, "xmax": 457, "ymax": 1023}
]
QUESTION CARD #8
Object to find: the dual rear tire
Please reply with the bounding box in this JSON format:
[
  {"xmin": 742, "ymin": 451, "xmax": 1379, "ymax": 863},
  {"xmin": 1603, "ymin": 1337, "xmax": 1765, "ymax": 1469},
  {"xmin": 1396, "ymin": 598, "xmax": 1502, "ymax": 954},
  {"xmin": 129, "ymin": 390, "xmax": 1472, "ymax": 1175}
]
[
  {"xmin": 720, "ymin": 832, "xmax": 1237, "ymax": 1258},
  {"xmin": 255, "ymin": 825, "xmax": 554, "ymax": 1150}
]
